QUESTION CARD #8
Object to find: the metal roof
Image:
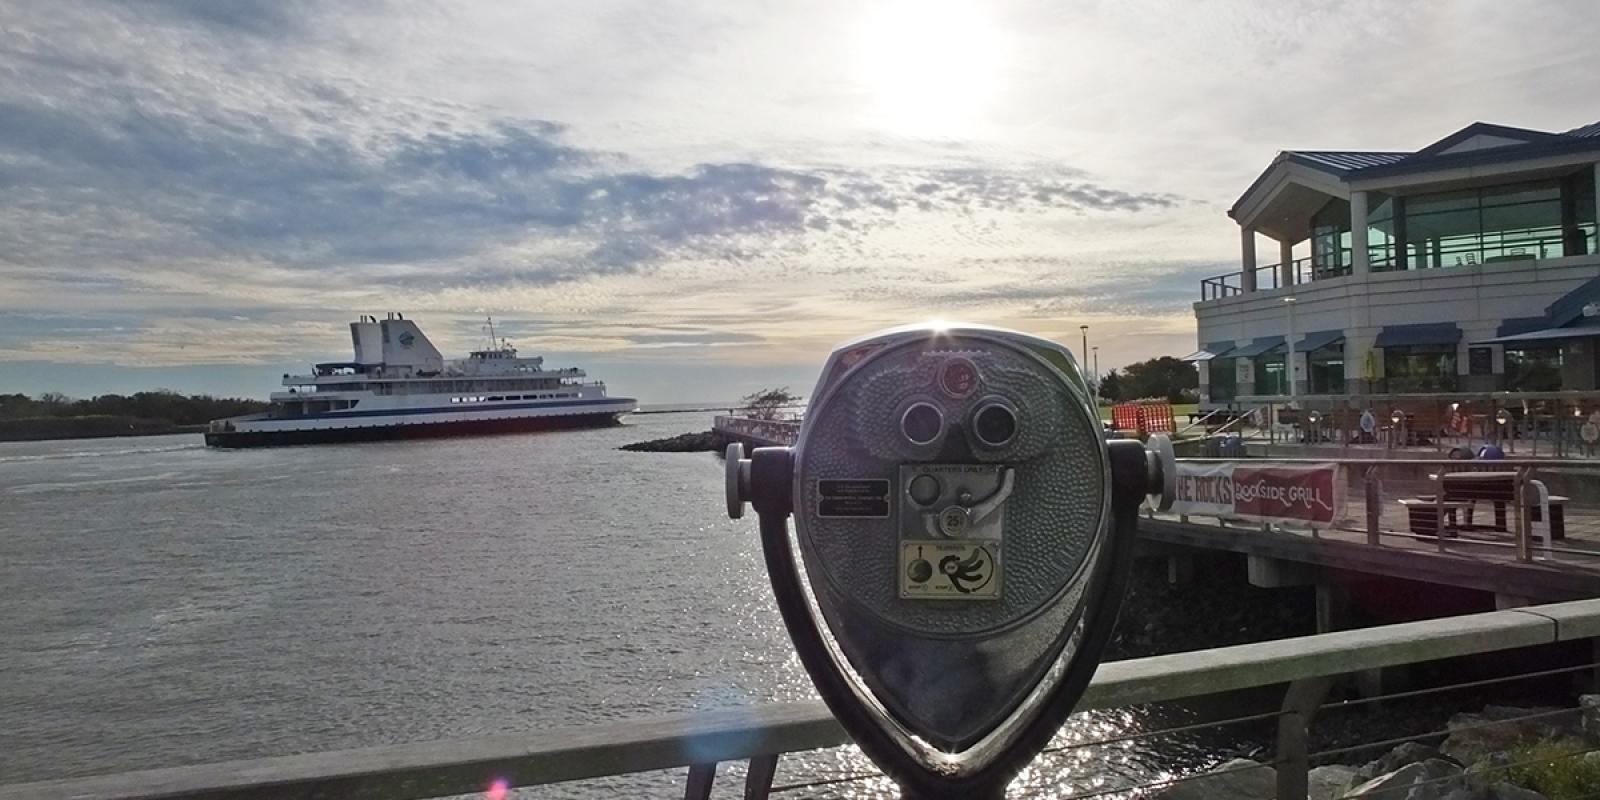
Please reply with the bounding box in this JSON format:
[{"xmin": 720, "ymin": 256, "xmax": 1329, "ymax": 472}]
[
  {"xmin": 1563, "ymin": 121, "xmax": 1600, "ymax": 139},
  {"xmin": 1233, "ymin": 119, "xmax": 1600, "ymax": 223},
  {"xmin": 1287, "ymin": 151, "xmax": 1411, "ymax": 173}
]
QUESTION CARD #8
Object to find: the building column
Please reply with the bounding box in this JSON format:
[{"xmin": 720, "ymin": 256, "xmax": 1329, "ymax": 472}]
[
  {"xmin": 1241, "ymin": 227, "xmax": 1258, "ymax": 293},
  {"xmin": 1350, "ymin": 190, "xmax": 1370, "ymax": 276},
  {"xmin": 1279, "ymin": 239, "xmax": 1295, "ymax": 287}
]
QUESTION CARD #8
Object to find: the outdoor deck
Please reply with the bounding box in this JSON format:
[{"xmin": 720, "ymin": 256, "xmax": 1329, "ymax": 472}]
[{"xmin": 1143, "ymin": 514, "xmax": 1600, "ymax": 601}]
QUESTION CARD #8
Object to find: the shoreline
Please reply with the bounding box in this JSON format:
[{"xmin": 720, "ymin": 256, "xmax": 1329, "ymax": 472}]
[{"xmin": 0, "ymin": 423, "xmax": 205, "ymax": 444}]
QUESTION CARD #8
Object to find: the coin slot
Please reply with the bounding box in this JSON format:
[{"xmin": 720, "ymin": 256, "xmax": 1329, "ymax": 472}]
[{"xmin": 908, "ymin": 474, "xmax": 942, "ymax": 506}]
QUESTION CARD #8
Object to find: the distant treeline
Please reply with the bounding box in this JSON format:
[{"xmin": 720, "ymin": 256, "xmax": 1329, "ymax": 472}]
[{"xmin": 0, "ymin": 391, "xmax": 270, "ymax": 442}]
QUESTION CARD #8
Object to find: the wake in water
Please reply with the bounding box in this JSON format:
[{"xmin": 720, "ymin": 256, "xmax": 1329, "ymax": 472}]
[{"xmin": 0, "ymin": 442, "xmax": 206, "ymax": 465}]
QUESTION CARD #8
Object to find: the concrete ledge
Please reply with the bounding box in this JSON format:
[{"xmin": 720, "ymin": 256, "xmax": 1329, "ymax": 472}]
[
  {"xmin": 1514, "ymin": 597, "xmax": 1600, "ymax": 641},
  {"xmin": 1081, "ymin": 606, "xmax": 1554, "ymax": 710}
]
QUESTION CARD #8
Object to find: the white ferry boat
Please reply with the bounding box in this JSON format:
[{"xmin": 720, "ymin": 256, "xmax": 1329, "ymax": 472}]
[{"xmin": 205, "ymin": 313, "xmax": 636, "ymax": 448}]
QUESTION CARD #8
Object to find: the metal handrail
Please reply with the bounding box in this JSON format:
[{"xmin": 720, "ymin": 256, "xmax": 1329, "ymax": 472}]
[
  {"xmin": 1199, "ymin": 230, "xmax": 1595, "ymax": 301},
  {"xmin": 5, "ymin": 599, "xmax": 1593, "ymax": 800},
  {"xmin": 1178, "ymin": 456, "xmax": 1600, "ymax": 467},
  {"xmin": 1175, "ymin": 406, "xmax": 1232, "ymax": 436},
  {"xmin": 1202, "ymin": 405, "xmax": 1270, "ymax": 437}
]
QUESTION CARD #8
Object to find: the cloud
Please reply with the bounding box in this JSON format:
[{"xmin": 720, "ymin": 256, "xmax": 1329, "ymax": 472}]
[
  {"xmin": 0, "ymin": 0, "xmax": 1192, "ymax": 383},
  {"xmin": 0, "ymin": 5, "xmax": 1179, "ymax": 301},
  {"xmin": 0, "ymin": 103, "xmax": 1176, "ymax": 287}
]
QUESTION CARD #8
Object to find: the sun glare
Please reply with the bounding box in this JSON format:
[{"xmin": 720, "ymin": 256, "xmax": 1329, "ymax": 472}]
[{"xmin": 856, "ymin": 0, "xmax": 1005, "ymax": 138}]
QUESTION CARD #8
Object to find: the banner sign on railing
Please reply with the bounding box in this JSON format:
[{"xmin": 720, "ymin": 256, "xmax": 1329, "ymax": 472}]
[{"xmin": 1170, "ymin": 461, "xmax": 1343, "ymax": 524}]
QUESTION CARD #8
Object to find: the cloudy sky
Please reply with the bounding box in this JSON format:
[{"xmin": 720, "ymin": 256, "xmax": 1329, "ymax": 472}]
[{"xmin": 1, "ymin": 1, "xmax": 1596, "ymax": 402}]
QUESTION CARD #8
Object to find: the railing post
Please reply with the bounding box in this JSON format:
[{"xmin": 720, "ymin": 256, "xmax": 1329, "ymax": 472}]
[
  {"xmin": 1433, "ymin": 469, "xmax": 1447, "ymax": 553},
  {"xmin": 1276, "ymin": 676, "xmax": 1335, "ymax": 800},
  {"xmin": 1365, "ymin": 466, "xmax": 1381, "ymax": 545},
  {"xmin": 685, "ymin": 763, "xmax": 717, "ymax": 800},
  {"xmin": 1515, "ymin": 467, "xmax": 1531, "ymax": 562},
  {"xmin": 744, "ymin": 755, "xmax": 779, "ymax": 800}
]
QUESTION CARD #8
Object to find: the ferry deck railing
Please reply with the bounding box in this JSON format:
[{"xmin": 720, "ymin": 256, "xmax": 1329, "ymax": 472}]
[{"xmin": 8, "ymin": 598, "xmax": 1600, "ymax": 800}]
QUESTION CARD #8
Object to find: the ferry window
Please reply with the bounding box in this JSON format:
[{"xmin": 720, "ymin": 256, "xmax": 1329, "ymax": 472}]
[{"xmin": 488, "ymin": 396, "xmax": 503, "ymax": 401}]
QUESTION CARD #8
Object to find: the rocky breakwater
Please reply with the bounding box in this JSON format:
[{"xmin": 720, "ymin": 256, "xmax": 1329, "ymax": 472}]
[
  {"xmin": 1160, "ymin": 699, "xmax": 1600, "ymax": 799},
  {"xmin": 620, "ymin": 430, "xmax": 728, "ymax": 453}
]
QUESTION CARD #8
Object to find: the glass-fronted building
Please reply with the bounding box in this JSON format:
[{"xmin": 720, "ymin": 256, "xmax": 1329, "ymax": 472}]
[{"xmin": 1192, "ymin": 120, "xmax": 1600, "ymax": 407}]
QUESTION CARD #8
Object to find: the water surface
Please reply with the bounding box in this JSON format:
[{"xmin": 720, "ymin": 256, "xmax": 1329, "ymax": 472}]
[{"xmin": 0, "ymin": 416, "xmax": 1192, "ymax": 797}]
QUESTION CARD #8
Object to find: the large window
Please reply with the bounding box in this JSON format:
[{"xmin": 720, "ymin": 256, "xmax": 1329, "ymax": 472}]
[
  {"xmin": 1208, "ymin": 358, "xmax": 1237, "ymax": 403},
  {"xmin": 1366, "ymin": 194, "xmax": 1397, "ymax": 271},
  {"xmin": 1505, "ymin": 347, "xmax": 1562, "ymax": 391},
  {"xmin": 1311, "ymin": 199, "xmax": 1351, "ymax": 278},
  {"xmin": 1307, "ymin": 344, "xmax": 1346, "ymax": 394},
  {"xmin": 1400, "ymin": 176, "xmax": 1596, "ymax": 269},
  {"xmin": 1384, "ymin": 346, "xmax": 1458, "ymax": 392},
  {"xmin": 1254, "ymin": 355, "xmax": 1287, "ymax": 395}
]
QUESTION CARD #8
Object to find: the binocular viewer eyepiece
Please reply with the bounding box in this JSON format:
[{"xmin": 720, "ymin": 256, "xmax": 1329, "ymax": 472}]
[{"xmin": 726, "ymin": 323, "xmax": 1175, "ymax": 799}]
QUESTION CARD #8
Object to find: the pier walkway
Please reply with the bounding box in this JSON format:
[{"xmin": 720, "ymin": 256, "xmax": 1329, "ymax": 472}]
[{"xmin": 711, "ymin": 411, "xmax": 1600, "ymax": 601}]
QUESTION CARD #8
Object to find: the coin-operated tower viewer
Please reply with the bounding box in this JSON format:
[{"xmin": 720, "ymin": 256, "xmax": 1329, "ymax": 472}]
[{"xmin": 727, "ymin": 324, "xmax": 1175, "ymax": 799}]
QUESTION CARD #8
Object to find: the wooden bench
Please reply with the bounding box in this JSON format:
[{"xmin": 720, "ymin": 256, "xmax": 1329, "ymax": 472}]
[
  {"xmin": 1430, "ymin": 471, "xmax": 1517, "ymax": 531},
  {"xmin": 1398, "ymin": 497, "xmax": 1470, "ymax": 538}
]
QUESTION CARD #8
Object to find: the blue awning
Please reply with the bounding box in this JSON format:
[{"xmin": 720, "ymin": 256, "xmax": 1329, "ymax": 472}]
[
  {"xmin": 1293, "ymin": 329, "xmax": 1344, "ymax": 352},
  {"xmin": 1477, "ymin": 315, "xmax": 1600, "ymax": 346},
  {"xmin": 1232, "ymin": 336, "xmax": 1286, "ymax": 358},
  {"xmin": 1181, "ymin": 341, "xmax": 1237, "ymax": 362},
  {"xmin": 1497, "ymin": 316, "xmax": 1550, "ymax": 338},
  {"xmin": 1374, "ymin": 323, "xmax": 1461, "ymax": 348}
]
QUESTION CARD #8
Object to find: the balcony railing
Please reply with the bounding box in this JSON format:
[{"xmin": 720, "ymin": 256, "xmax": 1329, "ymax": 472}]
[
  {"xmin": 1199, "ymin": 257, "xmax": 1327, "ymax": 301},
  {"xmin": 1202, "ymin": 230, "xmax": 1595, "ymax": 302}
]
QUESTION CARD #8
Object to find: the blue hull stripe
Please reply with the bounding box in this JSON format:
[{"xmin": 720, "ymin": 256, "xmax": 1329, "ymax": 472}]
[{"xmin": 263, "ymin": 397, "xmax": 634, "ymax": 421}]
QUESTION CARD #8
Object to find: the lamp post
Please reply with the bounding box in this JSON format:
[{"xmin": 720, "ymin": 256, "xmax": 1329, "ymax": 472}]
[
  {"xmin": 1091, "ymin": 346, "xmax": 1100, "ymax": 401},
  {"xmin": 1079, "ymin": 325, "xmax": 1089, "ymax": 374}
]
